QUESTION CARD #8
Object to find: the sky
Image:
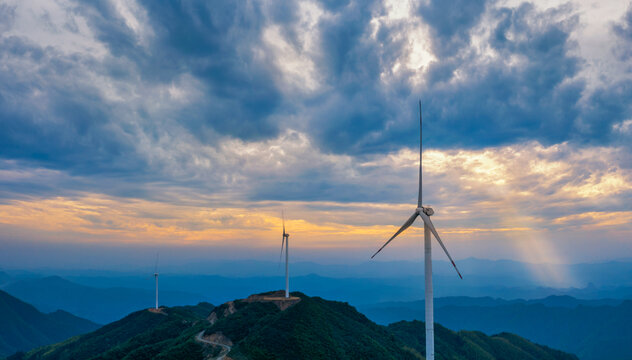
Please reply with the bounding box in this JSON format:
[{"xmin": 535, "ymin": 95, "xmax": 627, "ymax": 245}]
[{"xmin": 0, "ymin": 0, "xmax": 631, "ymax": 271}]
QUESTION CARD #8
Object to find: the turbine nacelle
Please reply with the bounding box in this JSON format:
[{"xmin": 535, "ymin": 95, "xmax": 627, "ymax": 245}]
[
  {"xmin": 417, "ymin": 206, "xmax": 434, "ymax": 216},
  {"xmin": 280, "ymin": 211, "xmax": 290, "ymax": 299}
]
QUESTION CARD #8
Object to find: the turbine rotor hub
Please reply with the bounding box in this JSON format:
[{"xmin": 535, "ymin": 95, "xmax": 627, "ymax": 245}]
[{"xmin": 419, "ymin": 206, "xmax": 434, "ymax": 216}]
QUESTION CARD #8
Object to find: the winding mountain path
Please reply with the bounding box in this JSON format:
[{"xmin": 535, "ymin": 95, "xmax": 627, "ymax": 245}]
[{"xmin": 195, "ymin": 331, "xmax": 231, "ymax": 360}]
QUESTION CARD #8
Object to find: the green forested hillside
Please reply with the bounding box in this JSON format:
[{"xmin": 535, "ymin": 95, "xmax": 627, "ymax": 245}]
[
  {"xmin": 204, "ymin": 291, "xmax": 578, "ymax": 360},
  {"xmin": 9, "ymin": 291, "xmax": 578, "ymax": 360},
  {"xmin": 9, "ymin": 302, "xmax": 215, "ymax": 360},
  {"xmin": 362, "ymin": 298, "xmax": 632, "ymax": 360},
  {"xmin": 388, "ymin": 320, "xmax": 578, "ymax": 360},
  {"xmin": 0, "ymin": 290, "xmax": 99, "ymax": 357},
  {"xmin": 209, "ymin": 292, "xmax": 418, "ymax": 360}
]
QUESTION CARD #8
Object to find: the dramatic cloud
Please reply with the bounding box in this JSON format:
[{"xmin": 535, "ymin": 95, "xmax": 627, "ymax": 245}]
[
  {"xmin": 1, "ymin": 0, "xmax": 629, "ymax": 166},
  {"xmin": 613, "ymin": 3, "xmax": 632, "ymax": 61},
  {"xmin": 1, "ymin": 139, "xmax": 630, "ymax": 264},
  {"xmin": 421, "ymin": 3, "xmax": 584, "ymax": 148},
  {"xmin": 0, "ymin": 0, "xmax": 631, "ymax": 263}
]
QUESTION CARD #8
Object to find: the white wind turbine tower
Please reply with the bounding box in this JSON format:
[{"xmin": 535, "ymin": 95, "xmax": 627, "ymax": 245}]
[
  {"xmin": 153, "ymin": 253, "xmax": 159, "ymax": 310},
  {"xmin": 371, "ymin": 101, "xmax": 462, "ymax": 360},
  {"xmin": 279, "ymin": 211, "xmax": 290, "ymax": 298}
]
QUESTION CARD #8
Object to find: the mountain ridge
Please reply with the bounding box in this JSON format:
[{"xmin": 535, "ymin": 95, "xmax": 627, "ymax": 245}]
[
  {"xmin": 9, "ymin": 290, "xmax": 579, "ymax": 360},
  {"xmin": 360, "ymin": 297, "xmax": 632, "ymax": 360}
]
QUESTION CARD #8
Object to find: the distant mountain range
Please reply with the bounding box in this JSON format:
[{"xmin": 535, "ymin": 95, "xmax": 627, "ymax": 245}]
[
  {"xmin": 359, "ymin": 296, "xmax": 632, "ymax": 360},
  {"xmin": 0, "ymin": 272, "xmax": 550, "ymax": 322},
  {"xmin": 0, "ymin": 290, "xmax": 99, "ymax": 357},
  {"xmin": 4, "ymin": 258, "xmax": 631, "ymax": 305},
  {"xmin": 3, "ymin": 262, "xmax": 632, "ymax": 324},
  {"xmin": 43, "ymin": 257, "xmax": 632, "ymax": 289},
  {"xmin": 7, "ymin": 291, "xmax": 578, "ymax": 360},
  {"xmin": 1, "ymin": 276, "xmax": 208, "ymax": 324}
]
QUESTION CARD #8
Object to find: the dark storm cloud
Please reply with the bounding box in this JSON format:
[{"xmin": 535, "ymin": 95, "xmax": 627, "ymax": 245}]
[
  {"xmin": 0, "ymin": 0, "xmax": 631, "ymax": 203},
  {"xmin": 579, "ymin": 80, "xmax": 632, "ymax": 143},
  {"xmin": 613, "ymin": 3, "xmax": 632, "ymax": 60},
  {"xmin": 78, "ymin": 0, "xmax": 283, "ymax": 141},
  {"xmin": 0, "ymin": 36, "xmax": 143, "ymax": 176},
  {"xmin": 0, "ymin": 0, "xmax": 289, "ymax": 196},
  {"xmin": 0, "ymin": 3, "xmax": 15, "ymax": 33},
  {"xmin": 418, "ymin": 0, "xmax": 489, "ymax": 57},
  {"xmin": 596, "ymin": 4, "xmax": 632, "ymax": 151},
  {"xmin": 304, "ymin": 0, "xmax": 413, "ymax": 154},
  {"xmin": 421, "ymin": 3, "xmax": 585, "ymax": 148},
  {"xmin": 297, "ymin": 1, "xmax": 593, "ymax": 155}
]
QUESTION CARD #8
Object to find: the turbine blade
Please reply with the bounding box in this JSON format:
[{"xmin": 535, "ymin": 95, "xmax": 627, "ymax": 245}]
[
  {"xmin": 154, "ymin": 253, "xmax": 159, "ymax": 274},
  {"xmin": 419, "ymin": 212, "xmax": 463, "ymax": 279},
  {"xmin": 418, "ymin": 100, "xmax": 423, "ymax": 208},
  {"xmin": 279, "ymin": 235, "xmax": 285, "ymax": 262},
  {"xmin": 371, "ymin": 212, "xmax": 419, "ymax": 259},
  {"xmin": 282, "ymin": 210, "xmax": 285, "ymax": 236}
]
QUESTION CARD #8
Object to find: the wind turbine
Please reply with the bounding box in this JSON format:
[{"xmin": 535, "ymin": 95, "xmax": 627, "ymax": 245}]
[
  {"xmin": 279, "ymin": 211, "xmax": 290, "ymax": 298},
  {"xmin": 153, "ymin": 253, "xmax": 159, "ymax": 310},
  {"xmin": 371, "ymin": 101, "xmax": 462, "ymax": 360}
]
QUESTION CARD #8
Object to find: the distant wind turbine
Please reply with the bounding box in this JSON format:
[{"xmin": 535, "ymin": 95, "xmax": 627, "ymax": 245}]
[
  {"xmin": 279, "ymin": 211, "xmax": 290, "ymax": 298},
  {"xmin": 153, "ymin": 253, "xmax": 159, "ymax": 310},
  {"xmin": 371, "ymin": 101, "xmax": 462, "ymax": 360}
]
